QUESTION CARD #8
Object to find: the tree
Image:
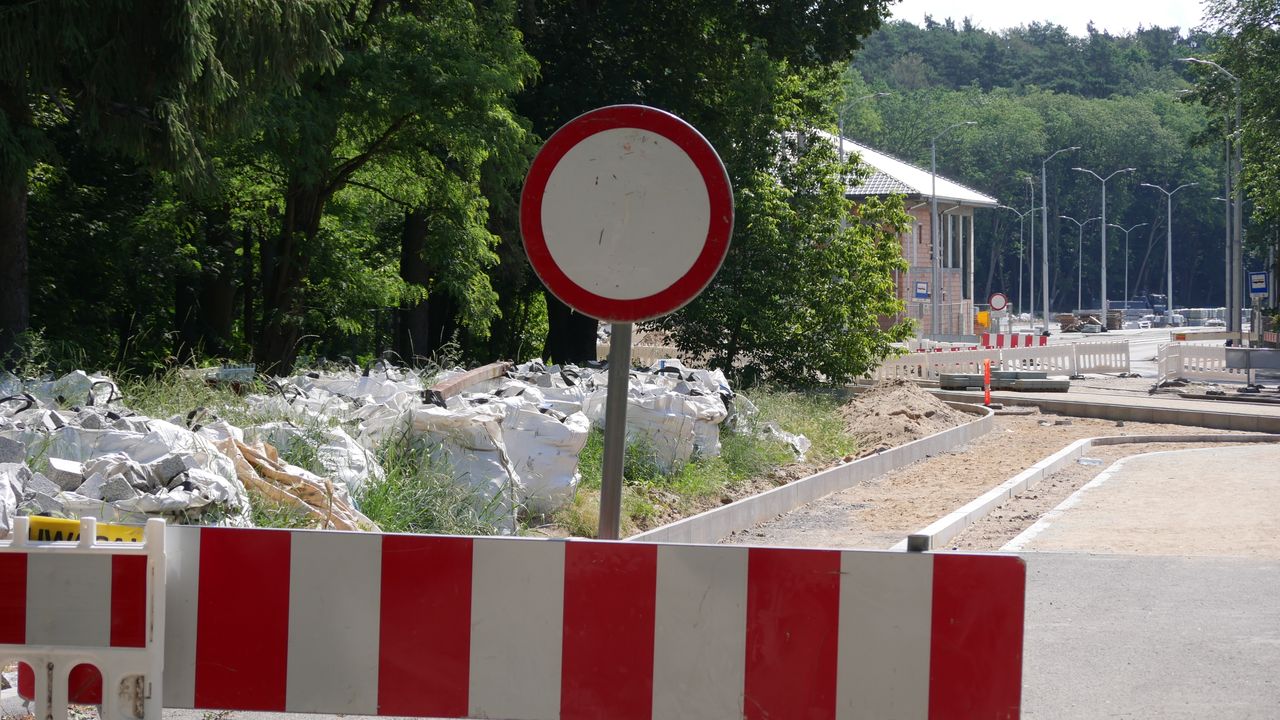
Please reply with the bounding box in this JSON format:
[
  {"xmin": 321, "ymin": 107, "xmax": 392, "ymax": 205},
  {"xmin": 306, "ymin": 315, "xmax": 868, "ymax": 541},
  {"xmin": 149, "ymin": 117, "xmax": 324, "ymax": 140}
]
[
  {"xmin": 0, "ymin": 0, "xmax": 343, "ymax": 365},
  {"xmin": 514, "ymin": 0, "xmax": 895, "ymax": 365}
]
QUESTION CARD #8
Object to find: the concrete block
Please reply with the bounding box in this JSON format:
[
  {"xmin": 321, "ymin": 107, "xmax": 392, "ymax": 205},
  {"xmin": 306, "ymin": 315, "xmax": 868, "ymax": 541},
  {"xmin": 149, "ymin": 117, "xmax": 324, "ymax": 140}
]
[
  {"xmin": 0, "ymin": 436, "xmax": 25, "ymax": 463},
  {"xmin": 147, "ymin": 454, "xmax": 191, "ymax": 485},
  {"xmin": 100, "ymin": 475, "xmax": 140, "ymax": 502},
  {"xmin": 46, "ymin": 457, "xmax": 84, "ymax": 490},
  {"xmin": 76, "ymin": 472, "xmax": 108, "ymax": 500},
  {"xmin": 23, "ymin": 471, "xmax": 59, "ymax": 498},
  {"xmin": 20, "ymin": 491, "xmax": 66, "ymax": 516},
  {"xmin": 76, "ymin": 409, "xmax": 106, "ymax": 429}
]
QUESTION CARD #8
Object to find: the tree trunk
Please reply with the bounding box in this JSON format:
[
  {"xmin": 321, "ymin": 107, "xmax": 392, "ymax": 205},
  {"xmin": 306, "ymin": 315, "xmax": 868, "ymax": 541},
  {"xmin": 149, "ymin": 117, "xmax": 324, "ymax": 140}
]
[
  {"xmin": 0, "ymin": 172, "xmax": 29, "ymax": 366},
  {"xmin": 397, "ymin": 208, "xmax": 432, "ymax": 364},
  {"xmin": 256, "ymin": 183, "xmax": 324, "ymax": 374},
  {"xmin": 241, "ymin": 224, "xmax": 256, "ymax": 351},
  {"xmin": 542, "ymin": 292, "xmax": 598, "ymax": 364}
]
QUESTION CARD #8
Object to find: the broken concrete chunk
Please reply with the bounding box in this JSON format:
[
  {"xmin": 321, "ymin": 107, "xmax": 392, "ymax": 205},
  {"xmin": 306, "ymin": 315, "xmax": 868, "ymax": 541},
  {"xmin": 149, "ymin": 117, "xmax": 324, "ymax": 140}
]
[
  {"xmin": 46, "ymin": 457, "xmax": 85, "ymax": 490},
  {"xmin": 146, "ymin": 454, "xmax": 192, "ymax": 486},
  {"xmin": 23, "ymin": 471, "xmax": 59, "ymax": 499},
  {"xmin": 76, "ymin": 409, "xmax": 106, "ymax": 430},
  {"xmin": 0, "ymin": 436, "xmax": 25, "ymax": 464},
  {"xmin": 19, "ymin": 491, "xmax": 66, "ymax": 516},
  {"xmin": 100, "ymin": 475, "xmax": 141, "ymax": 503},
  {"xmin": 76, "ymin": 472, "xmax": 108, "ymax": 500}
]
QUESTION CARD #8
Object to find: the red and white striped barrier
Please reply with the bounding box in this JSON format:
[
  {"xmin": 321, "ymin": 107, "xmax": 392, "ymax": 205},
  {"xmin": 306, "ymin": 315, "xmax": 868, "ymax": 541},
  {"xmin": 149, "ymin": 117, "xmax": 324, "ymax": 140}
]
[
  {"xmin": 981, "ymin": 333, "xmax": 1047, "ymax": 349},
  {"xmin": 11, "ymin": 525, "xmax": 1026, "ymax": 720},
  {"xmin": 2, "ymin": 517, "xmax": 165, "ymax": 720}
]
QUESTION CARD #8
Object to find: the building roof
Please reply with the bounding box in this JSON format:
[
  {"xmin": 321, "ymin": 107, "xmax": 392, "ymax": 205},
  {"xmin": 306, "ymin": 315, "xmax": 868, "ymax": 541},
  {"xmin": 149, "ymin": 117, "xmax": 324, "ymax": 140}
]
[{"xmin": 818, "ymin": 130, "xmax": 999, "ymax": 208}]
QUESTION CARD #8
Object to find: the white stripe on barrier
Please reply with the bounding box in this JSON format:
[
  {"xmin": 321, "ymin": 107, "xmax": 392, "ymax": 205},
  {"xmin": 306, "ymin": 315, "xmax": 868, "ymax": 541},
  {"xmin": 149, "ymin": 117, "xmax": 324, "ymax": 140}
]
[
  {"xmin": 286, "ymin": 531, "xmax": 382, "ymax": 714},
  {"xmin": 27, "ymin": 553, "xmax": 112, "ymax": 647},
  {"xmin": 836, "ymin": 551, "xmax": 933, "ymax": 720},
  {"xmin": 469, "ymin": 537, "xmax": 565, "ymax": 719},
  {"xmin": 651, "ymin": 544, "xmax": 748, "ymax": 720},
  {"xmin": 162, "ymin": 524, "xmax": 200, "ymax": 708}
]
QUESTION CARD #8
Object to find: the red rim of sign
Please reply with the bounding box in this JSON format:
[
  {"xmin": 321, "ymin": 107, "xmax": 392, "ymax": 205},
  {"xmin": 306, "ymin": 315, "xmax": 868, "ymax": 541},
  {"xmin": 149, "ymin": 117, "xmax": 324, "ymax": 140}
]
[
  {"xmin": 989, "ymin": 293, "xmax": 1008, "ymax": 311},
  {"xmin": 520, "ymin": 105, "xmax": 734, "ymax": 323}
]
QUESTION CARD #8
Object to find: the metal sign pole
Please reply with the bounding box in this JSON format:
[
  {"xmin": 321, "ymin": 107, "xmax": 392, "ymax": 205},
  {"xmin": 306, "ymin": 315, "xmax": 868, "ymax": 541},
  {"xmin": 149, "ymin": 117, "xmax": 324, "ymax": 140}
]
[{"xmin": 598, "ymin": 322, "xmax": 633, "ymax": 539}]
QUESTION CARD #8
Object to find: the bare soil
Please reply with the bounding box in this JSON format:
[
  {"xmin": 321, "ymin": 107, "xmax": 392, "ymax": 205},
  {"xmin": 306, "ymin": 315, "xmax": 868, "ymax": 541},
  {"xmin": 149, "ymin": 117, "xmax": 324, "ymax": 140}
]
[
  {"xmin": 722, "ymin": 412, "xmax": 1245, "ymax": 549},
  {"xmin": 840, "ymin": 378, "xmax": 971, "ymax": 455}
]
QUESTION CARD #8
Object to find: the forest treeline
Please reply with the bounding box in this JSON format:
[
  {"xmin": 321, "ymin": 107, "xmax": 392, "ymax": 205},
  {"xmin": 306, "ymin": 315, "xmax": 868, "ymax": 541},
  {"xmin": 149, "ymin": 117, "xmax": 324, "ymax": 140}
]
[
  {"xmin": 842, "ymin": 10, "xmax": 1278, "ymax": 317},
  {"xmin": 0, "ymin": 0, "xmax": 1274, "ymax": 381}
]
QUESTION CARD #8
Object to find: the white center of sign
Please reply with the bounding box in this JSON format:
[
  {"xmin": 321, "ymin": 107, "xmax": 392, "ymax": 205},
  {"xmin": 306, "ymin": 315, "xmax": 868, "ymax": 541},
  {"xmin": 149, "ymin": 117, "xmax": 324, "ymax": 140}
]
[{"xmin": 540, "ymin": 127, "xmax": 710, "ymax": 300}]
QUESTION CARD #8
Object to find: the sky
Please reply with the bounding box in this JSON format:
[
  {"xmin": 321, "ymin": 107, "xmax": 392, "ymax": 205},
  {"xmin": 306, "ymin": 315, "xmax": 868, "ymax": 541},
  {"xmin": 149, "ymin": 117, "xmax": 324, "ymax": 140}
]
[{"xmin": 885, "ymin": 0, "xmax": 1207, "ymax": 37}]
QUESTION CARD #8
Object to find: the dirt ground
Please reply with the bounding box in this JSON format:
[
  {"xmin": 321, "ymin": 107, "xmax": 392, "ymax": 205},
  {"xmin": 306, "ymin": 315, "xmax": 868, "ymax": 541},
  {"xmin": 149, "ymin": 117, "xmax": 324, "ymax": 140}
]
[
  {"xmin": 840, "ymin": 378, "xmax": 972, "ymax": 455},
  {"xmin": 722, "ymin": 410, "xmax": 1249, "ymax": 550}
]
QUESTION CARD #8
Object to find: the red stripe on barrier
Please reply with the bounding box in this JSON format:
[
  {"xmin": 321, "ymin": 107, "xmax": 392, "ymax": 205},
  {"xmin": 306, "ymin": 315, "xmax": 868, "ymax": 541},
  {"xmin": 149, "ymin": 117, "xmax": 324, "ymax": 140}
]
[
  {"xmin": 744, "ymin": 548, "xmax": 841, "ymax": 720},
  {"xmin": 378, "ymin": 535, "xmax": 473, "ymax": 717},
  {"xmin": 561, "ymin": 542, "xmax": 657, "ymax": 720},
  {"xmin": 69, "ymin": 663, "xmax": 103, "ymax": 705},
  {"xmin": 195, "ymin": 528, "xmax": 291, "ymax": 711},
  {"xmin": 0, "ymin": 553, "xmax": 25, "ymax": 643},
  {"xmin": 111, "ymin": 554, "xmax": 147, "ymax": 648},
  {"xmin": 981, "ymin": 333, "xmax": 991, "ymax": 347},
  {"xmin": 996, "ymin": 334, "xmax": 1005, "ymax": 348},
  {"xmin": 928, "ymin": 554, "xmax": 1026, "ymax": 720},
  {"xmin": 17, "ymin": 664, "xmax": 31, "ymax": 699}
]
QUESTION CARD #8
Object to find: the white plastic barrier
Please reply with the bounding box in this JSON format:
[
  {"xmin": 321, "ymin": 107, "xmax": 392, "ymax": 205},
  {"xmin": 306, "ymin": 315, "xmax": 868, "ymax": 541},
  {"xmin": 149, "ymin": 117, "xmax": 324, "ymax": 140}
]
[
  {"xmin": 1156, "ymin": 343, "xmax": 1251, "ymax": 383},
  {"xmin": 1, "ymin": 517, "xmax": 166, "ymax": 720},
  {"xmin": 872, "ymin": 340, "xmax": 1131, "ymax": 380},
  {"xmin": 1072, "ymin": 340, "xmax": 1131, "ymax": 374}
]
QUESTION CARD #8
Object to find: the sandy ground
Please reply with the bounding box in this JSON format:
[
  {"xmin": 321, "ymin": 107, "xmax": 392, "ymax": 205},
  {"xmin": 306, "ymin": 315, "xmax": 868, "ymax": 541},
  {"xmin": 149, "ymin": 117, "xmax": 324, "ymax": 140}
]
[
  {"xmin": 948, "ymin": 440, "xmax": 1267, "ymax": 552},
  {"xmin": 1009, "ymin": 444, "xmax": 1280, "ymax": 558},
  {"xmin": 723, "ymin": 411, "xmax": 1248, "ymax": 550}
]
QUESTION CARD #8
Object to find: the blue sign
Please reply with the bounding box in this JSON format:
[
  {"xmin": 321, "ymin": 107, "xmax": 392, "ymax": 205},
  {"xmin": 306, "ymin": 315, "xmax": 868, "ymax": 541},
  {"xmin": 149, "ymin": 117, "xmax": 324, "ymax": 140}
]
[
  {"xmin": 1249, "ymin": 271, "xmax": 1269, "ymax": 297},
  {"xmin": 914, "ymin": 281, "xmax": 930, "ymax": 300}
]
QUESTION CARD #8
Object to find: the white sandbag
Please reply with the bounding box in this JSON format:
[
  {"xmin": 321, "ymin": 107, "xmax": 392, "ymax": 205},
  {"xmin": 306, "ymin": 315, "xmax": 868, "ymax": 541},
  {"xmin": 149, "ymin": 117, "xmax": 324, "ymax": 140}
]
[
  {"xmin": 402, "ymin": 404, "xmax": 519, "ymax": 524},
  {"xmin": 248, "ymin": 423, "xmax": 384, "ymax": 497},
  {"xmin": 0, "ymin": 463, "xmax": 20, "ymax": 537},
  {"xmin": 499, "ymin": 408, "xmax": 590, "ymax": 514}
]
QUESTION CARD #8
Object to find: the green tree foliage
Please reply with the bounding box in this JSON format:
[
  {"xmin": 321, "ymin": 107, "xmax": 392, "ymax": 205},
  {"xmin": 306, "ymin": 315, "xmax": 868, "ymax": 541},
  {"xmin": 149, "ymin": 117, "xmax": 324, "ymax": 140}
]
[
  {"xmin": 512, "ymin": 0, "xmax": 895, "ymax": 365},
  {"xmin": 0, "ymin": 0, "xmax": 343, "ymax": 364},
  {"xmin": 844, "ymin": 20, "xmax": 1232, "ymax": 314}
]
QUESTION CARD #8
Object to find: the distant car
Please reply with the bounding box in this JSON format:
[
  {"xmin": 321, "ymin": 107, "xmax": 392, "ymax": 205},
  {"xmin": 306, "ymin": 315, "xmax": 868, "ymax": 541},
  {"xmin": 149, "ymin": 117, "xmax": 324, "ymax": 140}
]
[
  {"xmin": 1081, "ymin": 323, "xmax": 1103, "ymax": 333},
  {"xmin": 1205, "ymin": 318, "xmax": 1226, "ymax": 327}
]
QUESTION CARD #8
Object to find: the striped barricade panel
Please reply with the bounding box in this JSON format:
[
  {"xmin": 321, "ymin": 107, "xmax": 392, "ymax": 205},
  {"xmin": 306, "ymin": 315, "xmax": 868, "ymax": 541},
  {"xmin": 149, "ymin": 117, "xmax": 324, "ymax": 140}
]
[
  {"xmin": 160, "ymin": 526, "xmax": 1025, "ymax": 720},
  {"xmin": 1, "ymin": 517, "xmax": 165, "ymax": 720}
]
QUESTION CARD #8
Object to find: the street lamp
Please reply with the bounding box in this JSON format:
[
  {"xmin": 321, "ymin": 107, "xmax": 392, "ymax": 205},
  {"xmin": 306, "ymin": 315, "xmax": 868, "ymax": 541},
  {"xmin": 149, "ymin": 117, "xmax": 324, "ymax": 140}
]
[
  {"xmin": 1060, "ymin": 215, "xmax": 1101, "ymax": 313},
  {"xmin": 1181, "ymin": 56, "xmax": 1242, "ymax": 336},
  {"xmin": 930, "ymin": 120, "xmax": 976, "ymax": 338},
  {"xmin": 1073, "ymin": 166, "xmax": 1136, "ymax": 323},
  {"xmin": 1141, "ymin": 181, "xmax": 1199, "ymax": 326},
  {"xmin": 1107, "ymin": 221, "xmax": 1149, "ymax": 319},
  {"xmin": 997, "ymin": 204, "xmax": 1039, "ymax": 318},
  {"xmin": 836, "ymin": 91, "xmax": 892, "ymax": 164},
  {"xmin": 1041, "ymin": 146, "xmax": 1080, "ymax": 332}
]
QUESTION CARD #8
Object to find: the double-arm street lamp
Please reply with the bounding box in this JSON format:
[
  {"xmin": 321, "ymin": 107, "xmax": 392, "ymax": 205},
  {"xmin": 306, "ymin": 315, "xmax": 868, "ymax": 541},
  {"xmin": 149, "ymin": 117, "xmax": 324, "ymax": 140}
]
[
  {"xmin": 997, "ymin": 204, "xmax": 1039, "ymax": 317},
  {"xmin": 1141, "ymin": 181, "xmax": 1199, "ymax": 325},
  {"xmin": 1181, "ymin": 56, "xmax": 1242, "ymax": 335},
  {"xmin": 1073, "ymin": 166, "xmax": 1136, "ymax": 321},
  {"xmin": 930, "ymin": 121, "xmax": 976, "ymax": 337},
  {"xmin": 1107, "ymin": 221, "xmax": 1149, "ymax": 318},
  {"xmin": 1061, "ymin": 214, "xmax": 1101, "ymax": 313},
  {"xmin": 1040, "ymin": 146, "xmax": 1079, "ymax": 332}
]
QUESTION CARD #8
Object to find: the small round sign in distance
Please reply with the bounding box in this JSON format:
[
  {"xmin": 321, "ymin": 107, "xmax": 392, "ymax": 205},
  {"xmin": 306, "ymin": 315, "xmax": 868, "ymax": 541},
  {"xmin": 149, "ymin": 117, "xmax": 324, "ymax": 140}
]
[
  {"xmin": 989, "ymin": 292, "xmax": 1009, "ymax": 312},
  {"xmin": 520, "ymin": 105, "xmax": 734, "ymax": 323}
]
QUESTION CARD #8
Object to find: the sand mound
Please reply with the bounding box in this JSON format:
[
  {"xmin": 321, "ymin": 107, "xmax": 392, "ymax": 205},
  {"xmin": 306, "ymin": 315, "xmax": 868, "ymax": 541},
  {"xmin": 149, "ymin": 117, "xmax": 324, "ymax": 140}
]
[{"xmin": 841, "ymin": 379, "xmax": 972, "ymax": 454}]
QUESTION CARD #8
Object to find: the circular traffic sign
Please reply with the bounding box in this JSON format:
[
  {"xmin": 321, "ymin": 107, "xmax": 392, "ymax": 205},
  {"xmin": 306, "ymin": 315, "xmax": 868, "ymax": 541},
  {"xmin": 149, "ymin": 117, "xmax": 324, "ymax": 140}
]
[
  {"xmin": 520, "ymin": 105, "xmax": 734, "ymax": 323},
  {"xmin": 989, "ymin": 292, "xmax": 1009, "ymax": 312}
]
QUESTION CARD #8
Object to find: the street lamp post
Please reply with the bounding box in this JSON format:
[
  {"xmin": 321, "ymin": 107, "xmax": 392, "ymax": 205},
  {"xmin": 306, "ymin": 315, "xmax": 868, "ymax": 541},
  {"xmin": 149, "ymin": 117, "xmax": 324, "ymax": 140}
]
[
  {"xmin": 836, "ymin": 91, "xmax": 891, "ymax": 164},
  {"xmin": 1061, "ymin": 215, "xmax": 1101, "ymax": 313},
  {"xmin": 1107, "ymin": 221, "xmax": 1149, "ymax": 320},
  {"xmin": 1073, "ymin": 166, "xmax": 1136, "ymax": 324},
  {"xmin": 930, "ymin": 120, "xmax": 976, "ymax": 338},
  {"xmin": 1141, "ymin": 182, "xmax": 1198, "ymax": 326},
  {"xmin": 1182, "ymin": 56, "xmax": 1242, "ymax": 337},
  {"xmin": 1041, "ymin": 146, "xmax": 1080, "ymax": 332},
  {"xmin": 997, "ymin": 204, "xmax": 1038, "ymax": 319}
]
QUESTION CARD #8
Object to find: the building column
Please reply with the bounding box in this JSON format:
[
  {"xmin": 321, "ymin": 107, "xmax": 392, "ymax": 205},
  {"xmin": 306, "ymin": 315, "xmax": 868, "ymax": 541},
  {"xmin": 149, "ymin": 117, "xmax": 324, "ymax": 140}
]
[{"xmin": 967, "ymin": 210, "xmax": 976, "ymax": 335}]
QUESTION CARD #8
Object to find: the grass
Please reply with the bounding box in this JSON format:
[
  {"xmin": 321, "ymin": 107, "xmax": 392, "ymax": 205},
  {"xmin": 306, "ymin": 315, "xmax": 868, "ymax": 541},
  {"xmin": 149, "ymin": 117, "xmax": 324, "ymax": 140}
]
[{"xmin": 557, "ymin": 387, "xmax": 855, "ymax": 537}]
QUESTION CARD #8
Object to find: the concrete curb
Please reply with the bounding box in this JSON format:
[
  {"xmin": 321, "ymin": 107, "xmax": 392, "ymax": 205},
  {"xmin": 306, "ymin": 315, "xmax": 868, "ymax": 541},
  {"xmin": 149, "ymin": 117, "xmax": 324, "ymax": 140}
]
[
  {"xmin": 902, "ymin": 433, "xmax": 1280, "ymax": 552},
  {"xmin": 929, "ymin": 389, "xmax": 1280, "ymax": 433},
  {"xmin": 628, "ymin": 402, "xmax": 993, "ymax": 545}
]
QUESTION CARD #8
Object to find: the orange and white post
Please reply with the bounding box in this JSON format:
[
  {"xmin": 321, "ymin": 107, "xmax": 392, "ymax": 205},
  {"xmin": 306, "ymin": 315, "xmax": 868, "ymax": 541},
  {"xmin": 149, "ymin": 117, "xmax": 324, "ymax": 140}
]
[{"xmin": 984, "ymin": 358, "xmax": 992, "ymax": 406}]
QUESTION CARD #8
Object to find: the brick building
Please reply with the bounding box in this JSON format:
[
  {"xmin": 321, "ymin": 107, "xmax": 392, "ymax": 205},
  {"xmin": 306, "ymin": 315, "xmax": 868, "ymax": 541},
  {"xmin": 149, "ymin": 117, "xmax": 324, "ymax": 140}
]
[{"xmin": 831, "ymin": 134, "xmax": 999, "ymax": 337}]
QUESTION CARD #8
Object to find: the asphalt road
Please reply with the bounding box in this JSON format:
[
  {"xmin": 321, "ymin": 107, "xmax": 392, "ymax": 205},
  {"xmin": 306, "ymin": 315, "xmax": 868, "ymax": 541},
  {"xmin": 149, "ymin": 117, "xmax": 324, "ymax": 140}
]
[{"xmin": 1021, "ymin": 552, "xmax": 1280, "ymax": 720}]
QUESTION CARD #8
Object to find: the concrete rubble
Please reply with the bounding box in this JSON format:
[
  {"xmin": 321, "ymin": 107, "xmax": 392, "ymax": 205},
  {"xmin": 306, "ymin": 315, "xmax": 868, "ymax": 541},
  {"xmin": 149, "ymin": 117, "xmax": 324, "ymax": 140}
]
[{"xmin": 0, "ymin": 358, "xmax": 788, "ymax": 535}]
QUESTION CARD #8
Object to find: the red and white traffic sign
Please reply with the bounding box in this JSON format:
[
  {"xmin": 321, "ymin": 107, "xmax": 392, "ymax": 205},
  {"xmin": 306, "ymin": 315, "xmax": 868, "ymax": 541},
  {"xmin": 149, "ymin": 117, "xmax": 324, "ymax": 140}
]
[
  {"xmin": 989, "ymin": 292, "xmax": 1009, "ymax": 312},
  {"xmin": 520, "ymin": 105, "xmax": 734, "ymax": 323}
]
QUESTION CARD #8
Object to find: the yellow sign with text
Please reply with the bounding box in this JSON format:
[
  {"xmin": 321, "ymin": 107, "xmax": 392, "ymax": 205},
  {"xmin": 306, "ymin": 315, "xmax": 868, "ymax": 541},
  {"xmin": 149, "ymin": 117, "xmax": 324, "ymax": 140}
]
[{"xmin": 27, "ymin": 516, "xmax": 146, "ymax": 543}]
